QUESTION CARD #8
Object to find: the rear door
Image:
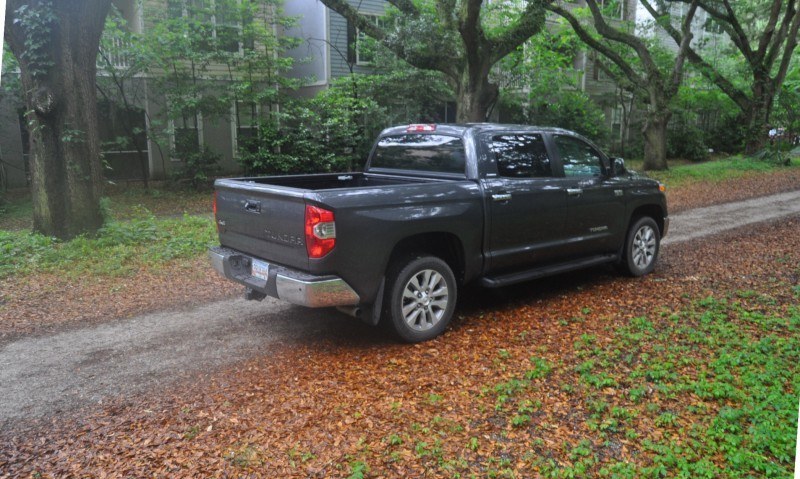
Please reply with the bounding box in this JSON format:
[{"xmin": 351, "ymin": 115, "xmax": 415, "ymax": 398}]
[
  {"xmin": 549, "ymin": 134, "xmax": 626, "ymax": 256},
  {"xmin": 482, "ymin": 132, "xmax": 568, "ymax": 273}
]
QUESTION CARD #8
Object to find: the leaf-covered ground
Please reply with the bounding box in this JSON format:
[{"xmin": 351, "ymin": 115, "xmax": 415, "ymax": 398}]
[{"xmin": 1, "ymin": 213, "xmax": 798, "ymax": 478}]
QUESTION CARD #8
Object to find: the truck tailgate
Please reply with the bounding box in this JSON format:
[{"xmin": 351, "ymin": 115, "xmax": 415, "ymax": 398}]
[{"xmin": 215, "ymin": 181, "xmax": 309, "ymax": 271}]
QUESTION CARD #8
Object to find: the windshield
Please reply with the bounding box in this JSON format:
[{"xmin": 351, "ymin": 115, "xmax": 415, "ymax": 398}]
[{"xmin": 370, "ymin": 134, "xmax": 466, "ymax": 175}]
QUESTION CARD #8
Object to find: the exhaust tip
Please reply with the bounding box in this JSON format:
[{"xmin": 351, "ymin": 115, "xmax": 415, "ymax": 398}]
[{"xmin": 336, "ymin": 306, "xmax": 362, "ymax": 318}]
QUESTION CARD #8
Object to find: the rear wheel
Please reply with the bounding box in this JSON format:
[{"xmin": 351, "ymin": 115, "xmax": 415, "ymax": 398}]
[
  {"xmin": 621, "ymin": 217, "xmax": 660, "ymax": 277},
  {"xmin": 386, "ymin": 256, "xmax": 457, "ymax": 343}
]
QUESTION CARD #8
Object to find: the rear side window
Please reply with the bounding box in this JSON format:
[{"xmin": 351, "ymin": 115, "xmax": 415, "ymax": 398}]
[
  {"xmin": 489, "ymin": 134, "xmax": 552, "ymax": 178},
  {"xmin": 371, "ymin": 134, "xmax": 466, "ymax": 174}
]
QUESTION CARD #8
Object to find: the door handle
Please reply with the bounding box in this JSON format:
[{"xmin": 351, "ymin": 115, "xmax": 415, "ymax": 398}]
[
  {"xmin": 567, "ymin": 188, "xmax": 583, "ymax": 197},
  {"xmin": 491, "ymin": 193, "xmax": 512, "ymax": 202},
  {"xmin": 244, "ymin": 200, "xmax": 261, "ymax": 213}
]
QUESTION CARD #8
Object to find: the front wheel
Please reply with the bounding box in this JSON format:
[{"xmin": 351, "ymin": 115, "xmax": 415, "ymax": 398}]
[
  {"xmin": 621, "ymin": 217, "xmax": 660, "ymax": 277},
  {"xmin": 386, "ymin": 256, "xmax": 457, "ymax": 343}
]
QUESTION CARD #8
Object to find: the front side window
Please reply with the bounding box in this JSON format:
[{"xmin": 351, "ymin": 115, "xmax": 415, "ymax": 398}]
[
  {"xmin": 489, "ymin": 134, "xmax": 552, "ymax": 178},
  {"xmin": 554, "ymin": 135, "xmax": 603, "ymax": 177},
  {"xmin": 371, "ymin": 134, "xmax": 466, "ymax": 174}
]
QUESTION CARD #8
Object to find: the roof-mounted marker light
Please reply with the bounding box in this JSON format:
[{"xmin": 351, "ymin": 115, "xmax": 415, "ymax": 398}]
[{"xmin": 407, "ymin": 124, "xmax": 436, "ymax": 133}]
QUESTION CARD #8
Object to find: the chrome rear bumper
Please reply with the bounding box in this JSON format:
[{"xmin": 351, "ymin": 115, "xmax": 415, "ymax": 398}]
[{"xmin": 209, "ymin": 246, "xmax": 360, "ymax": 308}]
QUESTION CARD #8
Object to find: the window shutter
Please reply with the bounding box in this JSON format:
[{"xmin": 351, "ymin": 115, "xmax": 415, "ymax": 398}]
[{"xmin": 346, "ymin": 19, "xmax": 356, "ymax": 64}]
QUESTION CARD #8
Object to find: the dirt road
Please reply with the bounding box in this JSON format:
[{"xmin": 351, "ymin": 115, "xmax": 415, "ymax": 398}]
[{"xmin": 2, "ymin": 190, "xmax": 800, "ymax": 426}]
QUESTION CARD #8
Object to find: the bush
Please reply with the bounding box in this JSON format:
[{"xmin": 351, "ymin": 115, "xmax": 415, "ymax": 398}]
[
  {"xmin": 237, "ymin": 67, "xmax": 455, "ymax": 177},
  {"xmin": 705, "ymin": 113, "xmax": 747, "ymax": 154},
  {"xmin": 499, "ymin": 90, "xmax": 609, "ymax": 145},
  {"xmin": 172, "ymin": 145, "xmax": 221, "ymax": 190},
  {"xmin": 667, "ymin": 110, "xmax": 709, "ymax": 162}
]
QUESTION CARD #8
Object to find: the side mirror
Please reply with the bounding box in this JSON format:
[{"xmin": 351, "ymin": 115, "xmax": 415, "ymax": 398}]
[{"xmin": 611, "ymin": 157, "xmax": 626, "ymax": 176}]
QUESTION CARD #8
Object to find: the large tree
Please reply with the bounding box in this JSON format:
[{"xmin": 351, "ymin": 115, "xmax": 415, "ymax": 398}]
[
  {"xmin": 651, "ymin": 0, "xmax": 800, "ymax": 153},
  {"xmin": 548, "ymin": 0, "xmax": 699, "ymax": 170},
  {"xmin": 318, "ymin": 0, "xmax": 552, "ymax": 122},
  {"xmin": 5, "ymin": 0, "xmax": 113, "ymax": 239}
]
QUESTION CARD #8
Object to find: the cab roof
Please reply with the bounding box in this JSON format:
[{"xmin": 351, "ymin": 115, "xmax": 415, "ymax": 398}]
[{"xmin": 379, "ymin": 123, "xmax": 579, "ymax": 138}]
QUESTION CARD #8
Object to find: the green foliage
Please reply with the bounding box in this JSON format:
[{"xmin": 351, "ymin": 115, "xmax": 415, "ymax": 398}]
[
  {"xmin": 237, "ymin": 67, "xmax": 453, "ymax": 175},
  {"xmin": 100, "ymin": 0, "xmax": 300, "ymax": 182},
  {"xmin": 171, "ymin": 145, "xmax": 222, "ymax": 190},
  {"xmin": 500, "ymin": 90, "xmax": 609, "ymax": 144},
  {"xmin": 647, "ymin": 155, "xmax": 797, "ymax": 187},
  {"xmin": 494, "ymin": 28, "xmax": 609, "ymax": 144},
  {"xmin": 666, "ymin": 109, "xmax": 709, "ymax": 162},
  {"xmin": 0, "ymin": 208, "xmax": 216, "ymax": 279},
  {"xmin": 572, "ymin": 294, "xmax": 800, "ymax": 478},
  {"xmin": 11, "ymin": 1, "xmax": 57, "ymax": 77}
]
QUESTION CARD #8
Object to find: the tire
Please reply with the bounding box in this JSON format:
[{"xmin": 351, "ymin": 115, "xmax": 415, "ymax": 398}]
[
  {"xmin": 621, "ymin": 217, "xmax": 660, "ymax": 277},
  {"xmin": 385, "ymin": 256, "xmax": 457, "ymax": 343}
]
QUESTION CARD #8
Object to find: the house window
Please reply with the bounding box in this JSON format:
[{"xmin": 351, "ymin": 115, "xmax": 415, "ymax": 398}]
[
  {"xmin": 171, "ymin": 108, "xmax": 204, "ymax": 161},
  {"xmin": 232, "ymin": 101, "xmax": 260, "ymax": 157},
  {"xmin": 356, "ymin": 14, "xmax": 387, "ymax": 66},
  {"xmin": 167, "ymin": 0, "xmax": 244, "ymax": 53}
]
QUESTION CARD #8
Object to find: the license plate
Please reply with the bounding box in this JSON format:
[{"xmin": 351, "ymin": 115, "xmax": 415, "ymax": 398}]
[{"xmin": 251, "ymin": 259, "xmax": 270, "ymax": 281}]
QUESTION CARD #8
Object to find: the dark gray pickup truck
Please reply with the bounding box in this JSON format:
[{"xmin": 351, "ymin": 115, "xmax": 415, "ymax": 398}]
[{"xmin": 210, "ymin": 123, "xmax": 668, "ymax": 342}]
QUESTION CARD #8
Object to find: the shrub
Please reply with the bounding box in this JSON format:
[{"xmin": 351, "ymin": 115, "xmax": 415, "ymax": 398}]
[
  {"xmin": 499, "ymin": 90, "xmax": 610, "ymax": 145},
  {"xmin": 667, "ymin": 109, "xmax": 709, "ymax": 162},
  {"xmin": 171, "ymin": 141, "xmax": 221, "ymax": 190}
]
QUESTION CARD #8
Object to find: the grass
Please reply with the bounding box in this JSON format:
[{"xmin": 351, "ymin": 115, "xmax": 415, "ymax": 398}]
[
  {"xmin": 0, "ymin": 209, "xmax": 216, "ymax": 279},
  {"xmin": 627, "ymin": 153, "xmax": 800, "ymax": 188},
  {"xmin": 0, "ymin": 186, "xmax": 215, "ymax": 280}
]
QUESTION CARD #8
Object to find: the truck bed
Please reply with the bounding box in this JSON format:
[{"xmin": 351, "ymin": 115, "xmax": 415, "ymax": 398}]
[{"xmin": 224, "ymin": 172, "xmax": 444, "ymax": 191}]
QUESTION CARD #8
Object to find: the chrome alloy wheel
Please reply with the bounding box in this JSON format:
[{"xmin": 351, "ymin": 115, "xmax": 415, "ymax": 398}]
[
  {"xmin": 401, "ymin": 269, "xmax": 449, "ymax": 331},
  {"xmin": 632, "ymin": 224, "xmax": 657, "ymax": 269}
]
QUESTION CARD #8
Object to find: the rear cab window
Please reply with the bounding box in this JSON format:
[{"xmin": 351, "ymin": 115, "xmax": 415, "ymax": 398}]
[{"xmin": 369, "ymin": 134, "xmax": 466, "ymax": 175}]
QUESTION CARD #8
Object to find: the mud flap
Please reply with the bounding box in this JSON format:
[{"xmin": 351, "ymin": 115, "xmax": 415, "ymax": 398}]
[{"xmin": 360, "ymin": 277, "xmax": 385, "ymax": 326}]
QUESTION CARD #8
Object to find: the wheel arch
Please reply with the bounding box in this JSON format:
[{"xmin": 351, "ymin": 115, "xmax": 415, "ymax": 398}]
[
  {"xmin": 387, "ymin": 232, "xmax": 466, "ymax": 284},
  {"xmin": 629, "ymin": 204, "xmax": 665, "ymax": 236}
]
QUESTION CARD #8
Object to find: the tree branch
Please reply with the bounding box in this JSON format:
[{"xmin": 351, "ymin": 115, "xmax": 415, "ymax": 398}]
[
  {"xmin": 644, "ymin": 0, "xmax": 750, "ymax": 110},
  {"xmin": 386, "ymin": 0, "xmax": 419, "ymax": 16},
  {"xmin": 772, "ymin": 3, "xmax": 800, "ymax": 92},
  {"xmin": 583, "ymin": 0, "xmax": 661, "ymax": 80},
  {"xmin": 547, "ymin": 2, "xmax": 643, "ymax": 88},
  {"xmin": 754, "ymin": 0, "xmax": 784, "ymax": 61},
  {"xmin": 488, "ymin": 0, "xmax": 551, "ymax": 64},
  {"xmin": 765, "ymin": 0, "xmax": 799, "ymax": 70},
  {"xmin": 668, "ymin": 0, "xmax": 698, "ymax": 95},
  {"xmin": 318, "ymin": 0, "xmax": 458, "ymax": 78}
]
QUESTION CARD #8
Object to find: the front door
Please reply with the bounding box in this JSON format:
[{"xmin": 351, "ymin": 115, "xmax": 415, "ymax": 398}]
[{"xmin": 550, "ymin": 134, "xmax": 626, "ymax": 257}]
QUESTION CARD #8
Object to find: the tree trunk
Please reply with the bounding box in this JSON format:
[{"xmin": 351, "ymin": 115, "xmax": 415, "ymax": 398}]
[
  {"xmin": 742, "ymin": 76, "xmax": 776, "ymax": 154},
  {"xmin": 454, "ymin": 69, "xmax": 499, "ymax": 123},
  {"xmin": 642, "ymin": 112, "xmax": 670, "ymax": 171},
  {"xmin": 6, "ymin": 0, "xmax": 112, "ymax": 239}
]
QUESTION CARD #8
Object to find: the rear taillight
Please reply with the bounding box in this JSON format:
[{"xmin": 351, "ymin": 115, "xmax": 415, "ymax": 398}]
[
  {"xmin": 213, "ymin": 191, "xmax": 219, "ymax": 231},
  {"xmin": 305, "ymin": 205, "xmax": 336, "ymax": 258}
]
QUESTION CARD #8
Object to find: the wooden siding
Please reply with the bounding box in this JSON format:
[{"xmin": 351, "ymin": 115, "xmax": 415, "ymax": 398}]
[{"xmin": 328, "ymin": 0, "xmax": 385, "ymax": 79}]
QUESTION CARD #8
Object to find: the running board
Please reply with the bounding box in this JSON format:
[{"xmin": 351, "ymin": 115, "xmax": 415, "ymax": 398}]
[{"xmin": 480, "ymin": 254, "xmax": 618, "ymax": 288}]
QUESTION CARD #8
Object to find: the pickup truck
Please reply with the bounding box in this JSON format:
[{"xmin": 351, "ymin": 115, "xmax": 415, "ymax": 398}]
[{"xmin": 210, "ymin": 123, "xmax": 668, "ymax": 342}]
